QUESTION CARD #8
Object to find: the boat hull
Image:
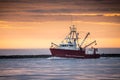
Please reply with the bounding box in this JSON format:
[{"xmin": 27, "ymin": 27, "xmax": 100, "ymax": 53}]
[{"xmin": 50, "ymin": 48, "xmax": 100, "ymax": 58}]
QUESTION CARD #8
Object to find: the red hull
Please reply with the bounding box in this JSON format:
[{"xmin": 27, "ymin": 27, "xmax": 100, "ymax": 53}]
[{"xmin": 50, "ymin": 48, "xmax": 100, "ymax": 58}]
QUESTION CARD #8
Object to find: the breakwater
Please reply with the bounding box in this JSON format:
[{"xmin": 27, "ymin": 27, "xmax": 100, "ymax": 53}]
[
  {"xmin": 100, "ymin": 54, "xmax": 120, "ymax": 57},
  {"xmin": 0, "ymin": 54, "xmax": 120, "ymax": 59},
  {"xmin": 0, "ymin": 55, "xmax": 52, "ymax": 59}
]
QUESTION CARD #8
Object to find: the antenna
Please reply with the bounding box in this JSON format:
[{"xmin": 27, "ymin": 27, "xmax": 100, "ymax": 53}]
[{"xmin": 71, "ymin": 15, "xmax": 73, "ymax": 25}]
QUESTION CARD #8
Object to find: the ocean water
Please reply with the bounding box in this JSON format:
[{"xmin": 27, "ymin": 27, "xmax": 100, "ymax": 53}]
[
  {"xmin": 0, "ymin": 49, "xmax": 50, "ymax": 55},
  {"xmin": 0, "ymin": 57, "xmax": 120, "ymax": 80},
  {"xmin": 0, "ymin": 49, "xmax": 120, "ymax": 80}
]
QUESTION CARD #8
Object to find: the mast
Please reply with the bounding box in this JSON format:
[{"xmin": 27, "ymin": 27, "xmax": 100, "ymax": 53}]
[
  {"xmin": 63, "ymin": 25, "xmax": 79, "ymax": 48},
  {"xmin": 69, "ymin": 25, "xmax": 77, "ymax": 47}
]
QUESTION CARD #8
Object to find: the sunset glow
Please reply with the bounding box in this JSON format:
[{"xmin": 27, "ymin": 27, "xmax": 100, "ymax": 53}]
[{"xmin": 0, "ymin": 0, "xmax": 120, "ymax": 49}]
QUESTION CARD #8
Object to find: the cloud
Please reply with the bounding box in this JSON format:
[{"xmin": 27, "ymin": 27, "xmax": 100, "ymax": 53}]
[{"xmin": 0, "ymin": 0, "xmax": 120, "ymax": 23}]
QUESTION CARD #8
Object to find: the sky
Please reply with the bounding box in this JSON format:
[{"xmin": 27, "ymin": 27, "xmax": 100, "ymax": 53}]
[{"xmin": 0, "ymin": 0, "xmax": 120, "ymax": 49}]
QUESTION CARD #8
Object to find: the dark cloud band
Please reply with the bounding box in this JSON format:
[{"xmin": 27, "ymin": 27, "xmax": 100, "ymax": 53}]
[{"xmin": 0, "ymin": 0, "xmax": 120, "ymax": 23}]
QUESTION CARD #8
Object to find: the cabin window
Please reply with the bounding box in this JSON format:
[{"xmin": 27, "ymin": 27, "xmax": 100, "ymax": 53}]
[
  {"xmin": 60, "ymin": 44, "xmax": 73, "ymax": 47},
  {"xmin": 69, "ymin": 45, "xmax": 73, "ymax": 47},
  {"xmin": 60, "ymin": 44, "xmax": 68, "ymax": 47}
]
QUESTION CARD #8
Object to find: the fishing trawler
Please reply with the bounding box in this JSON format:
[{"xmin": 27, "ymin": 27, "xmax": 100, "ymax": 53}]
[{"xmin": 50, "ymin": 25, "xmax": 100, "ymax": 58}]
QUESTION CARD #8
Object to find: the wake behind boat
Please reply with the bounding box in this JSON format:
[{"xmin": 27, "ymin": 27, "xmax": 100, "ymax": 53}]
[{"xmin": 50, "ymin": 25, "xmax": 100, "ymax": 58}]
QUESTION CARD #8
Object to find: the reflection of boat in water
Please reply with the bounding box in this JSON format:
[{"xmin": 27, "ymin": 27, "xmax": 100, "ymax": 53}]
[{"xmin": 50, "ymin": 25, "xmax": 100, "ymax": 58}]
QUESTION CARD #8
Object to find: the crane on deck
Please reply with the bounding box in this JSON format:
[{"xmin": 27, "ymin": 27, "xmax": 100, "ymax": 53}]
[
  {"xmin": 79, "ymin": 32, "xmax": 90, "ymax": 48},
  {"xmin": 83, "ymin": 40, "xmax": 97, "ymax": 48}
]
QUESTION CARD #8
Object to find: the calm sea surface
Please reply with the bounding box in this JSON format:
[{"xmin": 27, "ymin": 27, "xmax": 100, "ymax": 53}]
[
  {"xmin": 0, "ymin": 57, "xmax": 120, "ymax": 80},
  {"xmin": 0, "ymin": 49, "xmax": 120, "ymax": 80}
]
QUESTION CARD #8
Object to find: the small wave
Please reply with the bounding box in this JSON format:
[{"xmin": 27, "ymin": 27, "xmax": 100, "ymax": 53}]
[{"xmin": 47, "ymin": 57, "xmax": 68, "ymax": 60}]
